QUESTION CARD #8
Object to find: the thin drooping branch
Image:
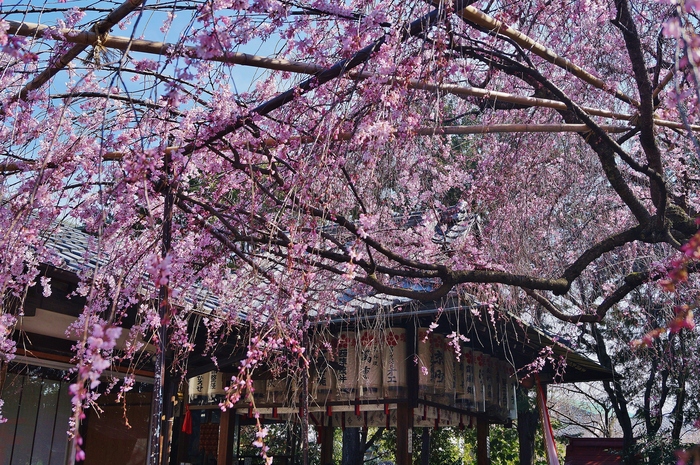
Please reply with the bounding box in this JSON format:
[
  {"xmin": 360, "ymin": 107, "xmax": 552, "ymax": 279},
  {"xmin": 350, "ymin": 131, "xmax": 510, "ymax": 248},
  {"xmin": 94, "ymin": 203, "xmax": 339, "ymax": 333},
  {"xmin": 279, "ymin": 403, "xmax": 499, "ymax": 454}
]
[
  {"xmin": 533, "ymin": 78, "xmax": 656, "ymax": 224},
  {"xmin": 187, "ymin": 6, "xmax": 449, "ymax": 154},
  {"xmin": 51, "ymin": 92, "xmax": 180, "ymax": 113},
  {"xmin": 439, "ymin": 0, "xmax": 666, "ymax": 226}
]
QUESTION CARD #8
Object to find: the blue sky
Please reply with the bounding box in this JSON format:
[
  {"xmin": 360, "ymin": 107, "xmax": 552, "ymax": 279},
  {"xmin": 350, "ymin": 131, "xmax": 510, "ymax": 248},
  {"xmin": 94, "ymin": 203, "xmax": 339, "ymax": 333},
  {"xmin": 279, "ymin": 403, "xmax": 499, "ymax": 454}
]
[{"xmin": 2, "ymin": 0, "xmax": 284, "ymax": 100}]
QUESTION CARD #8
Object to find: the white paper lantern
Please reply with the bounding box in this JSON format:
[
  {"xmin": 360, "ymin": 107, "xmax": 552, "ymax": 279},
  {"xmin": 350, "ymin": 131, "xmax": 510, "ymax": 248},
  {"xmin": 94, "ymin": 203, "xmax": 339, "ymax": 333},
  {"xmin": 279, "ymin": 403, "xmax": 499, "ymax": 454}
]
[
  {"xmin": 358, "ymin": 329, "xmax": 382, "ymax": 399},
  {"xmin": 462, "ymin": 347, "xmax": 476, "ymax": 407},
  {"xmin": 207, "ymin": 372, "xmax": 226, "ymax": 400},
  {"xmin": 498, "ymin": 361, "xmax": 510, "ymax": 414},
  {"xmin": 335, "ymin": 331, "xmax": 358, "ymax": 400},
  {"xmin": 188, "ymin": 373, "xmax": 209, "ymax": 402},
  {"xmin": 454, "ymin": 345, "xmax": 466, "ymax": 398},
  {"xmin": 430, "ymin": 333, "xmax": 447, "ymax": 395},
  {"xmin": 506, "ymin": 364, "xmax": 518, "ymax": 420},
  {"xmin": 311, "ymin": 338, "xmax": 335, "ymax": 405},
  {"xmin": 382, "ymin": 327, "xmax": 407, "ymax": 398},
  {"xmin": 417, "ymin": 328, "xmax": 432, "ymax": 395},
  {"xmin": 482, "ymin": 354, "xmax": 494, "ymax": 408},
  {"xmin": 444, "ymin": 338, "xmax": 456, "ymax": 406},
  {"xmin": 473, "ymin": 350, "xmax": 486, "ymax": 412}
]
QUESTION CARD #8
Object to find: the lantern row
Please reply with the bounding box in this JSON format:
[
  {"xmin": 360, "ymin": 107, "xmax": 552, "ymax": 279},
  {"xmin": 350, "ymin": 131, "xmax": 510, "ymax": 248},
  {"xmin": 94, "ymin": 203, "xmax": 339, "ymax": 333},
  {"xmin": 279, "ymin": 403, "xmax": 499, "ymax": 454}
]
[{"xmin": 187, "ymin": 328, "xmax": 518, "ymax": 422}]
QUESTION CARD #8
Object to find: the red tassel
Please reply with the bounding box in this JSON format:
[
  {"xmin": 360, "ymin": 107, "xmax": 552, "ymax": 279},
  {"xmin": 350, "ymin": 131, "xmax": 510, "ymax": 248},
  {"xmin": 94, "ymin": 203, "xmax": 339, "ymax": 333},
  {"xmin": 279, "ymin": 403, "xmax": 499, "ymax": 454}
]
[{"xmin": 181, "ymin": 404, "xmax": 193, "ymax": 435}]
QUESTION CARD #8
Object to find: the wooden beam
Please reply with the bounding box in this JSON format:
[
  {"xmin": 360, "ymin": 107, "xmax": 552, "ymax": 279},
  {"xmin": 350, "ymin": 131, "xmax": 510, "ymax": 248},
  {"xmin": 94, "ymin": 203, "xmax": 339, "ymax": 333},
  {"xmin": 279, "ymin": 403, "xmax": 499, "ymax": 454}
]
[{"xmin": 6, "ymin": 20, "xmax": 325, "ymax": 77}]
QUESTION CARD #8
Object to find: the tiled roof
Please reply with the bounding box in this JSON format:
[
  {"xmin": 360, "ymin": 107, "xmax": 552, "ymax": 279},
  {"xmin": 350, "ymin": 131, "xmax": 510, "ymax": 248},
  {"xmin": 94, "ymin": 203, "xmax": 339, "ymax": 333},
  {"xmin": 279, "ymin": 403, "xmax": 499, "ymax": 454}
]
[
  {"xmin": 41, "ymin": 219, "xmax": 613, "ymax": 383},
  {"xmin": 42, "ymin": 207, "xmax": 482, "ymax": 319}
]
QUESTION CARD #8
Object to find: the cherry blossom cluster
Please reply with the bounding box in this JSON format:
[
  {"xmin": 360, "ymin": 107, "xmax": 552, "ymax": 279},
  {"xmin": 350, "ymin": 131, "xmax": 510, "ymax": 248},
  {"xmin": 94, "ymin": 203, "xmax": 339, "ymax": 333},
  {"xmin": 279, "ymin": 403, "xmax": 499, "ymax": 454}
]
[
  {"xmin": 0, "ymin": 313, "xmax": 16, "ymax": 423},
  {"xmin": 1, "ymin": 0, "xmax": 700, "ymax": 461},
  {"xmin": 68, "ymin": 322, "xmax": 122, "ymax": 462}
]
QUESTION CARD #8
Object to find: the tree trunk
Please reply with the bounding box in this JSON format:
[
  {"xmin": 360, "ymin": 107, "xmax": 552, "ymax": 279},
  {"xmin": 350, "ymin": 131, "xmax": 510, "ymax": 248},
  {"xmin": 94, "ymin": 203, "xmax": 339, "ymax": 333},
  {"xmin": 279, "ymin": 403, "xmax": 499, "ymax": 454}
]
[{"xmin": 591, "ymin": 326, "xmax": 638, "ymax": 465}]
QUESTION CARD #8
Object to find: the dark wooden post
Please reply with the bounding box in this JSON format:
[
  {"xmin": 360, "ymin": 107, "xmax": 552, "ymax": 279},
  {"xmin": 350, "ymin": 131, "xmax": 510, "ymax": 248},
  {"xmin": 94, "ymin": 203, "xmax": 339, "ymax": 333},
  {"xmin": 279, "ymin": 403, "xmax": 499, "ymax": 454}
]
[
  {"xmin": 396, "ymin": 403, "xmax": 413, "ymax": 465},
  {"xmin": 320, "ymin": 419, "xmax": 334, "ymax": 465},
  {"xmin": 150, "ymin": 150, "xmax": 175, "ymax": 465},
  {"xmin": 517, "ymin": 387, "xmax": 538, "ymax": 465},
  {"xmin": 406, "ymin": 323, "xmax": 418, "ymax": 409},
  {"xmin": 476, "ymin": 416, "xmax": 489, "ymax": 465},
  {"xmin": 396, "ymin": 322, "xmax": 417, "ymax": 465},
  {"xmin": 420, "ymin": 428, "xmax": 431, "ymax": 465},
  {"xmin": 218, "ymin": 411, "xmax": 239, "ymax": 465}
]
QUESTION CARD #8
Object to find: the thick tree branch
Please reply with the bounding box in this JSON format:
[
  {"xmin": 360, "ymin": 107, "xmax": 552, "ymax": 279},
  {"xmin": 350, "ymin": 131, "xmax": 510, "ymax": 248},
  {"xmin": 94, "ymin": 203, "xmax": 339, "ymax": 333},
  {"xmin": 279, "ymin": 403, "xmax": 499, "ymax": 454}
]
[
  {"xmin": 613, "ymin": 0, "xmax": 667, "ymax": 212},
  {"xmin": 563, "ymin": 226, "xmax": 645, "ymax": 284},
  {"xmin": 524, "ymin": 289, "xmax": 599, "ymax": 323}
]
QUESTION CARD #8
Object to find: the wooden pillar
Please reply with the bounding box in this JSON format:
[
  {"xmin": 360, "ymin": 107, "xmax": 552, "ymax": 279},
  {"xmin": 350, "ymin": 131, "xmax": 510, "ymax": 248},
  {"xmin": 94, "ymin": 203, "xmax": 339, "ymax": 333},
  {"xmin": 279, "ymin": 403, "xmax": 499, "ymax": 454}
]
[
  {"xmin": 406, "ymin": 324, "xmax": 418, "ymax": 408},
  {"xmin": 476, "ymin": 416, "xmax": 489, "ymax": 465},
  {"xmin": 320, "ymin": 421, "xmax": 334, "ymax": 465},
  {"xmin": 396, "ymin": 403, "xmax": 413, "ymax": 465},
  {"xmin": 218, "ymin": 411, "xmax": 239, "ymax": 465}
]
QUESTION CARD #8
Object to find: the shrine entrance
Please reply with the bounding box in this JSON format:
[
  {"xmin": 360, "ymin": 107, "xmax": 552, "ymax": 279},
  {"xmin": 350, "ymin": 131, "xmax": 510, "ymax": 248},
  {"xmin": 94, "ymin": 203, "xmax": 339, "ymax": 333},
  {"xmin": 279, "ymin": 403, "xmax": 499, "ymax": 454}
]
[{"xmin": 179, "ymin": 306, "xmax": 613, "ymax": 465}]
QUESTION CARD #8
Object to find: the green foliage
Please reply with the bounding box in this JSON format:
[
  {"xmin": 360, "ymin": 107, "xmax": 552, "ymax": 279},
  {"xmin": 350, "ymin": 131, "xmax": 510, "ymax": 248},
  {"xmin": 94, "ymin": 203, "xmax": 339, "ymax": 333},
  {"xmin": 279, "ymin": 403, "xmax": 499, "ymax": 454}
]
[
  {"xmin": 634, "ymin": 435, "xmax": 683, "ymax": 465},
  {"xmin": 363, "ymin": 422, "xmax": 561, "ymax": 465},
  {"xmin": 414, "ymin": 428, "xmax": 466, "ymax": 465}
]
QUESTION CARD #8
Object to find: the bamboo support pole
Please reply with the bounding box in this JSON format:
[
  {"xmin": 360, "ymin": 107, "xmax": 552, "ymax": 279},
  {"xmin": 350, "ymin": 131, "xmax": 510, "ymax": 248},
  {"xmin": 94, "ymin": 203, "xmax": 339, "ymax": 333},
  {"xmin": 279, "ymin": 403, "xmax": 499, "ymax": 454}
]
[
  {"xmin": 10, "ymin": 0, "xmax": 144, "ymax": 103},
  {"xmin": 415, "ymin": 123, "xmax": 631, "ymax": 135},
  {"xmin": 653, "ymin": 70, "xmax": 675, "ymax": 101},
  {"xmin": 6, "ymin": 20, "xmax": 327, "ymax": 76},
  {"xmin": 450, "ymin": 4, "xmax": 639, "ymax": 108},
  {"xmin": 0, "ymin": 124, "xmax": 634, "ymax": 173},
  {"xmin": 8, "ymin": 3, "xmax": 638, "ymax": 109},
  {"xmin": 8, "ymin": 21, "xmax": 695, "ymax": 133}
]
